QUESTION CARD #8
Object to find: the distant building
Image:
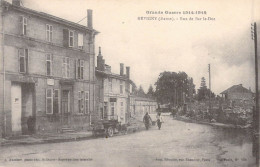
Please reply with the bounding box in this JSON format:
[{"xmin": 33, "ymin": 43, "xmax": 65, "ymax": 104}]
[
  {"xmin": 95, "ymin": 47, "xmax": 131, "ymax": 124},
  {"xmin": 130, "ymin": 96, "xmax": 157, "ymax": 117},
  {"xmin": 220, "ymin": 84, "xmax": 253, "ymax": 104},
  {"xmin": 0, "ymin": 0, "xmax": 98, "ymax": 137}
]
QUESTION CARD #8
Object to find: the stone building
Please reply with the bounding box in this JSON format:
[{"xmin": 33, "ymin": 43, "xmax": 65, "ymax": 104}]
[
  {"xmin": 0, "ymin": 0, "xmax": 98, "ymax": 137},
  {"xmin": 95, "ymin": 47, "xmax": 131, "ymax": 124}
]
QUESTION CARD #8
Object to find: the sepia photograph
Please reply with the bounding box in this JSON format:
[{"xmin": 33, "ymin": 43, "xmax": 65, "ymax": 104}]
[{"xmin": 0, "ymin": 0, "xmax": 259, "ymax": 166}]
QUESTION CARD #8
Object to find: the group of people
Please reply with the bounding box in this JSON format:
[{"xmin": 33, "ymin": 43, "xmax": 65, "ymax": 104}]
[{"xmin": 143, "ymin": 112, "xmax": 164, "ymax": 130}]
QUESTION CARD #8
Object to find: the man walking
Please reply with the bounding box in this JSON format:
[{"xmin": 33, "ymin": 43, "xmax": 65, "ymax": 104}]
[
  {"xmin": 157, "ymin": 113, "xmax": 164, "ymax": 130},
  {"xmin": 143, "ymin": 112, "xmax": 152, "ymax": 130}
]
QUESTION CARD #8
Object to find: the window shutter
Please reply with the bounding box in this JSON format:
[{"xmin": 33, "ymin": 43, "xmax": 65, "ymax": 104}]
[
  {"xmin": 19, "ymin": 16, "xmax": 23, "ymax": 35},
  {"xmin": 25, "ymin": 49, "xmax": 29, "ymax": 74},
  {"xmin": 63, "ymin": 29, "xmax": 69, "ymax": 47},
  {"xmin": 75, "ymin": 59, "xmax": 78, "ymax": 79}
]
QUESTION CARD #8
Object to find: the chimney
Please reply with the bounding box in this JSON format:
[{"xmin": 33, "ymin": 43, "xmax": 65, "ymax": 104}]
[
  {"xmin": 97, "ymin": 47, "xmax": 105, "ymax": 71},
  {"xmin": 87, "ymin": 9, "xmax": 93, "ymax": 29},
  {"xmin": 120, "ymin": 63, "xmax": 124, "ymax": 76},
  {"xmin": 126, "ymin": 66, "xmax": 130, "ymax": 79},
  {"xmin": 12, "ymin": 0, "xmax": 21, "ymax": 6}
]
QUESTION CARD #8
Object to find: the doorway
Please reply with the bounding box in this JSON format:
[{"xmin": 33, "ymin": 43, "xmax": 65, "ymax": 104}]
[{"xmin": 61, "ymin": 90, "xmax": 70, "ymax": 125}]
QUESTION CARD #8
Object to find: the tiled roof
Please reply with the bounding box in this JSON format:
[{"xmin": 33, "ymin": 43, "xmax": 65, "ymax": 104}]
[{"xmin": 220, "ymin": 84, "xmax": 252, "ymax": 94}]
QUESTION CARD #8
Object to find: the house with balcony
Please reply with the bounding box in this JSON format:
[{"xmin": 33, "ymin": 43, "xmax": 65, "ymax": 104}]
[{"xmin": 0, "ymin": 0, "xmax": 98, "ymax": 137}]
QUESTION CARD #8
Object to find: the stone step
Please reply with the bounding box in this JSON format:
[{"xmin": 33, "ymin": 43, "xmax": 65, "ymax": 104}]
[{"xmin": 61, "ymin": 127, "xmax": 75, "ymax": 133}]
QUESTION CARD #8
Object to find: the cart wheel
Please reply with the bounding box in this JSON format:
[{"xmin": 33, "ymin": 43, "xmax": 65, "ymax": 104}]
[{"xmin": 107, "ymin": 127, "xmax": 114, "ymax": 137}]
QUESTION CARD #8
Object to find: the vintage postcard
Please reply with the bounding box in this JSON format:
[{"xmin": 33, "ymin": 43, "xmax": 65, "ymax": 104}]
[{"xmin": 0, "ymin": 0, "xmax": 259, "ymax": 166}]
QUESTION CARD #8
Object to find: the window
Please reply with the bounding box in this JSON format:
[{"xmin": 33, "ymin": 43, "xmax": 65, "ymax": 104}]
[
  {"xmin": 120, "ymin": 81, "xmax": 124, "ymax": 94},
  {"xmin": 85, "ymin": 91, "xmax": 89, "ymax": 114},
  {"xmin": 109, "ymin": 78, "xmax": 112, "ymax": 92},
  {"xmin": 53, "ymin": 89, "xmax": 59, "ymax": 114},
  {"xmin": 78, "ymin": 91, "xmax": 84, "ymax": 113},
  {"xmin": 46, "ymin": 54, "xmax": 53, "ymax": 76},
  {"xmin": 78, "ymin": 33, "xmax": 83, "ymax": 49},
  {"xmin": 46, "ymin": 24, "xmax": 53, "ymax": 42},
  {"xmin": 77, "ymin": 59, "xmax": 84, "ymax": 79},
  {"xmin": 69, "ymin": 30, "xmax": 74, "ymax": 47},
  {"xmin": 62, "ymin": 57, "xmax": 70, "ymax": 78},
  {"xmin": 19, "ymin": 48, "xmax": 28, "ymax": 73},
  {"xmin": 22, "ymin": 17, "xmax": 27, "ymax": 35},
  {"xmin": 110, "ymin": 102, "xmax": 115, "ymax": 116},
  {"xmin": 120, "ymin": 102, "xmax": 124, "ymax": 114},
  {"xmin": 104, "ymin": 102, "xmax": 108, "ymax": 119},
  {"xmin": 46, "ymin": 89, "xmax": 53, "ymax": 114}
]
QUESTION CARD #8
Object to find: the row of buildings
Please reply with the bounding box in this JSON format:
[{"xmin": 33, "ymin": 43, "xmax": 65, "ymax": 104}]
[{"xmin": 0, "ymin": 0, "xmax": 157, "ymax": 137}]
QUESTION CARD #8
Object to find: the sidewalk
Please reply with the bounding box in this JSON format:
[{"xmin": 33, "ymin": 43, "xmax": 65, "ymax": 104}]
[
  {"xmin": 0, "ymin": 117, "xmax": 145, "ymax": 147},
  {"xmin": 0, "ymin": 131, "xmax": 93, "ymax": 147}
]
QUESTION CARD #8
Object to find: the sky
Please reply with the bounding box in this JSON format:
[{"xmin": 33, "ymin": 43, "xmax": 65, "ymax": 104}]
[{"xmin": 11, "ymin": 0, "xmax": 259, "ymax": 94}]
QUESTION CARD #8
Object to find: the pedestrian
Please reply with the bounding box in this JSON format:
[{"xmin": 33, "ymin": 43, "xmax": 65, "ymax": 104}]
[
  {"xmin": 143, "ymin": 112, "xmax": 152, "ymax": 130},
  {"xmin": 156, "ymin": 113, "xmax": 164, "ymax": 130}
]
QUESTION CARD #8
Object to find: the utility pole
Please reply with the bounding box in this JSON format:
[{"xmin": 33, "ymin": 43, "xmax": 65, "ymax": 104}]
[
  {"xmin": 251, "ymin": 22, "xmax": 259, "ymax": 166},
  {"xmin": 208, "ymin": 64, "xmax": 211, "ymax": 113}
]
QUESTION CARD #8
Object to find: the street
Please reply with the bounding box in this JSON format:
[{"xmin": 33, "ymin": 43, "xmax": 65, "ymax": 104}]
[{"xmin": 0, "ymin": 116, "xmax": 256, "ymax": 167}]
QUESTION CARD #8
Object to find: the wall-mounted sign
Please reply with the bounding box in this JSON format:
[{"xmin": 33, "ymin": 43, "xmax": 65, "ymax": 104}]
[{"xmin": 47, "ymin": 79, "xmax": 54, "ymax": 86}]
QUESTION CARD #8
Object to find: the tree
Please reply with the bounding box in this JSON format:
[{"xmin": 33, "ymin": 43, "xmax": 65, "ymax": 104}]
[
  {"xmin": 147, "ymin": 85, "xmax": 155, "ymax": 97},
  {"xmin": 137, "ymin": 85, "xmax": 146, "ymax": 97},
  {"xmin": 197, "ymin": 77, "xmax": 215, "ymax": 101},
  {"xmin": 154, "ymin": 71, "xmax": 193, "ymax": 107}
]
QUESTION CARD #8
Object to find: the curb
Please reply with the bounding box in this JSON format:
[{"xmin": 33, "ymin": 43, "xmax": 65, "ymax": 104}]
[
  {"xmin": 0, "ymin": 135, "xmax": 94, "ymax": 147},
  {"xmin": 173, "ymin": 116, "xmax": 251, "ymax": 129},
  {"xmin": 0, "ymin": 125, "xmax": 146, "ymax": 147}
]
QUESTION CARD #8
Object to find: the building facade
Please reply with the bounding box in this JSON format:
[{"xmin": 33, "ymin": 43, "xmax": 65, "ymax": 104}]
[
  {"xmin": 0, "ymin": 0, "xmax": 98, "ymax": 137},
  {"xmin": 95, "ymin": 48, "xmax": 131, "ymax": 124},
  {"xmin": 130, "ymin": 95, "xmax": 157, "ymax": 118}
]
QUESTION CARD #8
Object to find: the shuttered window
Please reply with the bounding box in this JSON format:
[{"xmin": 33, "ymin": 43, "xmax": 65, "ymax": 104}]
[
  {"xmin": 76, "ymin": 59, "xmax": 84, "ymax": 79},
  {"xmin": 46, "ymin": 24, "xmax": 53, "ymax": 42},
  {"xmin": 78, "ymin": 33, "xmax": 83, "ymax": 49},
  {"xmin": 53, "ymin": 89, "xmax": 59, "ymax": 114},
  {"xmin": 19, "ymin": 48, "xmax": 28, "ymax": 73},
  {"xmin": 46, "ymin": 89, "xmax": 53, "ymax": 114},
  {"xmin": 46, "ymin": 54, "xmax": 53, "ymax": 76},
  {"xmin": 85, "ymin": 91, "xmax": 89, "ymax": 114},
  {"xmin": 69, "ymin": 30, "xmax": 74, "ymax": 47},
  {"xmin": 62, "ymin": 57, "xmax": 70, "ymax": 78},
  {"xmin": 22, "ymin": 17, "xmax": 27, "ymax": 35},
  {"xmin": 78, "ymin": 91, "xmax": 84, "ymax": 113}
]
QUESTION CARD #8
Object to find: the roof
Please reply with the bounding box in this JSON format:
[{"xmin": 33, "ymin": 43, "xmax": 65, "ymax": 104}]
[
  {"xmin": 2, "ymin": 1, "xmax": 99, "ymax": 34},
  {"xmin": 220, "ymin": 84, "xmax": 252, "ymax": 94},
  {"xmin": 95, "ymin": 69, "xmax": 129, "ymax": 81},
  {"xmin": 133, "ymin": 95, "xmax": 157, "ymax": 102}
]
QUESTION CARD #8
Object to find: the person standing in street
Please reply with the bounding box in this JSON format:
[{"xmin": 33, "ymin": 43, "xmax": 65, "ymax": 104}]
[
  {"xmin": 143, "ymin": 112, "xmax": 152, "ymax": 130},
  {"xmin": 156, "ymin": 113, "xmax": 164, "ymax": 130}
]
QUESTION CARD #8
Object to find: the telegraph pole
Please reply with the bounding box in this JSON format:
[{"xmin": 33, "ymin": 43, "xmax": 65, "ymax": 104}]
[
  {"xmin": 251, "ymin": 22, "xmax": 259, "ymax": 166},
  {"xmin": 208, "ymin": 64, "xmax": 211, "ymax": 113}
]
